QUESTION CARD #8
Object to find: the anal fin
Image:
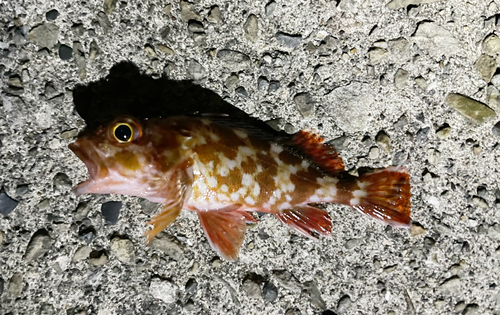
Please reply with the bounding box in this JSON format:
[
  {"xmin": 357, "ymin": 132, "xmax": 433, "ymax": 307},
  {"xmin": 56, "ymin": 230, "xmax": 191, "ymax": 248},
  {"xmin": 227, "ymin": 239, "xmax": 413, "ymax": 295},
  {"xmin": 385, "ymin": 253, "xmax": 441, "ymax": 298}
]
[
  {"xmin": 275, "ymin": 206, "xmax": 332, "ymax": 240},
  {"xmin": 290, "ymin": 130, "xmax": 345, "ymax": 175},
  {"xmin": 197, "ymin": 206, "xmax": 256, "ymax": 261}
]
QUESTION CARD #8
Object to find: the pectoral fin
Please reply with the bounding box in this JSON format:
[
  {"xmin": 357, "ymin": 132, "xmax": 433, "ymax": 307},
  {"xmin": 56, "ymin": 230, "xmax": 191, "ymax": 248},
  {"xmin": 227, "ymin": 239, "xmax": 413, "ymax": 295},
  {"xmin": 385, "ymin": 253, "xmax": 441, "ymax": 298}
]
[
  {"xmin": 197, "ymin": 206, "xmax": 255, "ymax": 261},
  {"xmin": 145, "ymin": 203, "xmax": 183, "ymax": 243}
]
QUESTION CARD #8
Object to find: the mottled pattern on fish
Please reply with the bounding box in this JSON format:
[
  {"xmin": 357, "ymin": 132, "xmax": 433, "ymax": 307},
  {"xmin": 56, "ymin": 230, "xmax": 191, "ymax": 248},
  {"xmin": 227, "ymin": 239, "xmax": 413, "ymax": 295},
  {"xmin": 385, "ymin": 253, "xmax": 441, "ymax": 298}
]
[{"xmin": 69, "ymin": 116, "xmax": 411, "ymax": 260}]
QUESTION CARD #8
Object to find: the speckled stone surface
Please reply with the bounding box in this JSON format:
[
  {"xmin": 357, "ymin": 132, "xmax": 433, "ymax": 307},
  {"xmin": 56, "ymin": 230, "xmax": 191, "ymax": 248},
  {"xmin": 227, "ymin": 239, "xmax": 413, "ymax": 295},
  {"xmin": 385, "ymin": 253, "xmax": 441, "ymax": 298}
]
[{"xmin": 1, "ymin": 0, "xmax": 500, "ymax": 314}]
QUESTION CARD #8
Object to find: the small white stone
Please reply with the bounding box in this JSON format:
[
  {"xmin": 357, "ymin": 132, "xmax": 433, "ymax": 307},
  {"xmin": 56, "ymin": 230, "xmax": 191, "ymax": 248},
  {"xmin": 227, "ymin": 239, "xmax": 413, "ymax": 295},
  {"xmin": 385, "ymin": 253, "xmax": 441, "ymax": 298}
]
[{"xmin": 150, "ymin": 278, "xmax": 178, "ymax": 304}]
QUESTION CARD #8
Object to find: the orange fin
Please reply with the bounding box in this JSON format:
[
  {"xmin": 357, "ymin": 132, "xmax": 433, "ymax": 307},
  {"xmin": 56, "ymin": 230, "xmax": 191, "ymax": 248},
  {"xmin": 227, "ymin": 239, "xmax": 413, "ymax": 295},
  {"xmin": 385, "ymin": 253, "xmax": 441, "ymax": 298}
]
[
  {"xmin": 197, "ymin": 207, "xmax": 254, "ymax": 261},
  {"xmin": 275, "ymin": 206, "xmax": 332, "ymax": 239},
  {"xmin": 290, "ymin": 130, "xmax": 345, "ymax": 175},
  {"xmin": 352, "ymin": 166, "xmax": 411, "ymax": 228},
  {"xmin": 145, "ymin": 203, "xmax": 182, "ymax": 243}
]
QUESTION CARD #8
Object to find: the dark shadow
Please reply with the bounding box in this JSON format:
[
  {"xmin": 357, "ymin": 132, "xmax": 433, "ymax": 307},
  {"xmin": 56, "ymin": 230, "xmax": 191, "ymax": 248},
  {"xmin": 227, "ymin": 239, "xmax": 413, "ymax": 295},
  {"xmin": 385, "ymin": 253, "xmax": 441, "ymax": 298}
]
[{"xmin": 73, "ymin": 61, "xmax": 284, "ymax": 137}]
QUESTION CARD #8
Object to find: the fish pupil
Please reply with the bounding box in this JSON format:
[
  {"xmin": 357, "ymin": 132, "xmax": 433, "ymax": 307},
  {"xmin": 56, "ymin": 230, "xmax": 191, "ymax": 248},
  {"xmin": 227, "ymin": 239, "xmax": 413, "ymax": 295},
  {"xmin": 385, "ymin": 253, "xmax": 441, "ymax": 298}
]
[{"xmin": 115, "ymin": 124, "xmax": 132, "ymax": 142}]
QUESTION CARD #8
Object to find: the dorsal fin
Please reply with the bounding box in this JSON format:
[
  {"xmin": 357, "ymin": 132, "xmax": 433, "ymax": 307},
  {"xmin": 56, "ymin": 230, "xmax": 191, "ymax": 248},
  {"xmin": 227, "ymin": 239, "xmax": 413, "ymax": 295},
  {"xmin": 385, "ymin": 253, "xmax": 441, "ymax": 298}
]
[{"xmin": 289, "ymin": 130, "xmax": 345, "ymax": 175}]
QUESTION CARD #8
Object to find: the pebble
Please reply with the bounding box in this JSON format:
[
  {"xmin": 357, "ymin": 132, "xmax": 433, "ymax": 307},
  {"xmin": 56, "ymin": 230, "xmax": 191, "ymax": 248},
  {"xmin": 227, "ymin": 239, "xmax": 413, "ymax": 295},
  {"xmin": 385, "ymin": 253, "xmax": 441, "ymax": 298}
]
[
  {"xmin": 257, "ymin": 76, "xmax": 269, "ymax": 91},
  {"xmin": 394, "ymin": 68, "xmax": 409, "ymax": 89},
  {"xmin": 337, "ymin": 295, "xmax": 352, "ymax": 314},
  {"xmin": 151, "ymin": 235, "xmax": 184, "ymax": 261},
  {"xmin": 207, "ymin": 6, "xmax": 222, "ymax": 23},
  {"xmin": 445, "ymin": 93, "xmax": 496, "ymax": 124},
  {"xmin": 434, "ymin": 299, "xmax": 447, "ymax": 310},
  {"xmin": 276, "ymin": 32, "xmax": 302, "ymax": 49},
  {"xmin": 474, "ymin": 54, "xmax": 496, "ymax": 82},
  {"xmin": 463, "ymin": 304, "xmax": 479, "ymax": 315},
  {"xmin": 482, "ymin": 34, "xmax": 500, "ymax": 56},
  {"xmin": 386, "ymin": 0, "xmax": 440, "ymax": 9},
  {"xmin": 285, "ymin": 308, "xmax": 301, "ymax": 315},
  {"xmin": 265, "ymin": 1, "xmax": 276, "ymax": 16},
  {"xmin": 188, "ymin": 20, "xmax": 204, "ymax": 33},
  {"xmin": 186, "ymin": 59, "xmax": 205, "ymax": 80},
  {"xmin": 375, "ymin": 130, "xmax": 391, "ymax": 152},
  {"xmin": 73, "ymin": 41, "xmax": 86, "ymax": 79},
  {"xmin": 95, "ymin": 12, "xmax": 112, "ymax": 33},
  {"xmin": 8, "ymin": 273, "xmax": 23, "ymax": 297},
  {"xmin": 101, "ymin": 201, "xmax": 122, "ymax": 225},
  {"xmin": 45, "ymin": 9, "xmax": 59, "ymax": 21},
  {"xmin": 272, "ymin": 270, "xmax": 301, "ymax": 292},
  {"xmin": 234, "ymin": 86, "xmax": 247, "ymax": 98},
  {"xmin": 28, "ymin": 23, "xmax": 60, "ymax": 48},
  {"xmin": 436, "ymin": 124, "xmax": 451, "ymax": 139},
  {"xmin": 415, "ymin": 76, "xmax": 428, "ymax": 90},
  {"xmin": 454, "ymin": 301, "xmax": 466, "ymax": 312},
  {"xmin": 369, "ymin": 47, "xmax": 388, "ymax": 64},
  {"xmin": 103, "ymin": 0, "xmax": 117, "ymax": 15},
  {"xmin": 268, "ymin": 81, "xmax": 280, "ymax": 92},
  {"xmin": 303, "ymin": 281, "xmax": 326, "ymax": 310},
  {"xmin": 294, "ymin": 92, "xmax": 315, "ymax": 118},
  {"xmin": 25, "ymin": 229, "xmax": 52, "ymax": 262},
  {"xmin": 216, "ymin": 49, "xmax": 251, "ymax": 71},
  {"xmin": 345, "ymin": 238, "xmax": 363, "ymax": 249},
  {"xmin": 409, "ymin": 224, "xmax": 426, "ymax": 237},
  {"xmin": 89, "ymin": 250, "xmax": 108, "ymax": 266},
  {"xmin": 185, "ymin": 278, "xmax": 198, "ymax": 295},
  {"xmin": 59, "ymin": 44, "xmax": 73, "ymax": 60},
  {"xmin": 388, "ymin": 38, "xmax": 410, "ymax": 62},
  {"xmin": 368, "ymin": 146, "xmax": 380, "ymax": 159},
  {"xmin": 412, "ymin": 22, "xmax": 459, "ymax": 58},
  {"xmin": 225, "ymin": 73, "xmax": 239, "ymax": 88},
  {"xmin": 472, "ymin": 196, "xmax": 488, "ymax": 209},
  {"xmin": 89, "ymin": 40, "xmax": 99, "ymax": 59},
  {"xmin": 492, "ymin": 121, "xmax": 500, "ymax": 136},
  {"xmin": 110, "ymin": 238, "xmax": 135, "ymax": 265},
  {"xmin": 0, "ymin": 230, "xmax": 4, "ymax": 244},
  {"xmin": 53, "ymin": 172, "xmax": 72, "ymax": 191},
  {"xmin": 180, "ymin": 0, "xmax": 201, "ymax": 21},
  {"xmin": 241, "ymin": 278, "xmax": 261, "ymax": 299},
  {"xmin": 438, "ymin": 276, "xmax": 461, "ymax": 294},
  {"xmin": 150, "ymin": 278, "xmax": 178, "ymax": 304},
  {"xmin": 163, "ymin": 4, "xmax": 172, "ymax": 15},
  {"xmin": 157, "ymin": 45, "xmax": 174, "ymax": 55},
  {"xmin": 244, "ymin": 14, "xmax": 259, "ymax": 42},
  {"xmin": 8, "ymin": 75, "xmax": 23, "ymax": 88},
  {"xmin": 0, "ymin": 189, "xmax": 19, "ymax": 216},
  {"xmin": 72, "ymin": 245, "xmax": 92, "ymax": 262},
  {"xmin": 262, "ymin": 281, "xmax": 278, "ymax": 302},
  {"xmin": 488, "ymin": 224, "xmax": 500, "ymax": 240}
]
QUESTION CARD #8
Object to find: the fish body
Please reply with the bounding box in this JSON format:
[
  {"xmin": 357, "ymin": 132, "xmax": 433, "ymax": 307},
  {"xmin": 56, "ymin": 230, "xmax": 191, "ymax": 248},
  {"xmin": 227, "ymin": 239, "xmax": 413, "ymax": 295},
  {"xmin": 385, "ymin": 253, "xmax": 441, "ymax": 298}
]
[{"xmin": 69, "ymin": 116, "xmax": 411, "ymax": 260}]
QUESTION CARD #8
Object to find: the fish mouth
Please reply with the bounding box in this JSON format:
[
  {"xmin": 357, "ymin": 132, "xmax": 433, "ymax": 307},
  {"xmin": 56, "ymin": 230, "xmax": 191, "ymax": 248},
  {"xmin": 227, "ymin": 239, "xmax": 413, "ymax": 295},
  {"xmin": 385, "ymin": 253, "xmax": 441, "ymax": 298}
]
[{"xmin": 69, "ymin": 139, "xmax": 104, "ymax": 196}]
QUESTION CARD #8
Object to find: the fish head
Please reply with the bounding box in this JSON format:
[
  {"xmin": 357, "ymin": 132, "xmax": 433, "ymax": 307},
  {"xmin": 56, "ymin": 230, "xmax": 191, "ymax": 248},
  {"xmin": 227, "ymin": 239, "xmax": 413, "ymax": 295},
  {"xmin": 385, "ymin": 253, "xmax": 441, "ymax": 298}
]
[{"xmin": 69, "ymin": 116, "xmax": 185, "ymax": 199}]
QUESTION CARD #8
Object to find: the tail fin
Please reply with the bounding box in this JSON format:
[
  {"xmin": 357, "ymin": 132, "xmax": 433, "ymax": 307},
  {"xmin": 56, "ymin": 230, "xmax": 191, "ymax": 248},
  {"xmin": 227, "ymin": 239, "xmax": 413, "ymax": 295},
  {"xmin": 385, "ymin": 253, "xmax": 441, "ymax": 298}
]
[{"xmin": 351, "ymin": 166, "xmax": 411, "ymax": 228}]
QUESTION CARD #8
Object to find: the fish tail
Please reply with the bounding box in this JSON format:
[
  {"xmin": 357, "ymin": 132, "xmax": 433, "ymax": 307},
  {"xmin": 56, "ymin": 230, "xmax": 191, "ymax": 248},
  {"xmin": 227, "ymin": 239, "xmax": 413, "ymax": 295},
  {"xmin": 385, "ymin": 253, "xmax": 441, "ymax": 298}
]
[{"xmin": 349, "ymin": 166, "xmax": 411, "ymax": 228}]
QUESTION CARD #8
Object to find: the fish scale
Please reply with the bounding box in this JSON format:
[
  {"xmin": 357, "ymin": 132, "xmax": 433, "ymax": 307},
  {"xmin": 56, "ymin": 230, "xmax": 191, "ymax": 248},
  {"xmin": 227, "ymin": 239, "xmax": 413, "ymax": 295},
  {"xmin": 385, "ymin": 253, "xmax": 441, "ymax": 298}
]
[{"xmin": 69, "ymin": 115, "xmax": 412, "ymax": 261}]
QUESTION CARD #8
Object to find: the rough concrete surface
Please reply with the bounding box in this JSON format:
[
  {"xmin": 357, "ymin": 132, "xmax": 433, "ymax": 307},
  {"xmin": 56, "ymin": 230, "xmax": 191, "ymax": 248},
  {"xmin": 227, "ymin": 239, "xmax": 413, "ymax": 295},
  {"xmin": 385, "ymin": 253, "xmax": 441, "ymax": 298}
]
[{"xmin": 1, "ymin": 0, "xmax": 500, "ymax": 314}]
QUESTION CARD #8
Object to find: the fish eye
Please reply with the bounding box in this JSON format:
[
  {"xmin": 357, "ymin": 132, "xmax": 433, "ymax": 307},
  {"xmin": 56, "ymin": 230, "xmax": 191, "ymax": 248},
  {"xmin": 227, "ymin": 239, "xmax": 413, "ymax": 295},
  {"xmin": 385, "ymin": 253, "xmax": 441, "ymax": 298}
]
[
  {"xmin": 113, "ymin": 123, "xmax": 133, "ymax": 143},
  {"xmin": 108, "ymin": 117, "xmax": 143, "ymax": 144}
]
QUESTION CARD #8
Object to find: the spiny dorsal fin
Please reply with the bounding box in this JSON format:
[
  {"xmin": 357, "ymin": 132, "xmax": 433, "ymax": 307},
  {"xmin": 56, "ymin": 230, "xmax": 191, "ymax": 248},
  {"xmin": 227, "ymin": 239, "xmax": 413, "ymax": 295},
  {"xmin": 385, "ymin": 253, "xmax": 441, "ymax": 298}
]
[{"xmin": 289, "ymin": 130, "xmax": 345, "ymax": 175}]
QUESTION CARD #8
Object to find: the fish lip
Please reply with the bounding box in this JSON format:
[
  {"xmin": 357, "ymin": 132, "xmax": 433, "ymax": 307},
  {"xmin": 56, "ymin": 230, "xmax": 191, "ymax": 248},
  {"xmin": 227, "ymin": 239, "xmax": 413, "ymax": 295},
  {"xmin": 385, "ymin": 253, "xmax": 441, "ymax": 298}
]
[{"xmin": 68, "ymin": 139, "xmax": 101, "ymax": 195}]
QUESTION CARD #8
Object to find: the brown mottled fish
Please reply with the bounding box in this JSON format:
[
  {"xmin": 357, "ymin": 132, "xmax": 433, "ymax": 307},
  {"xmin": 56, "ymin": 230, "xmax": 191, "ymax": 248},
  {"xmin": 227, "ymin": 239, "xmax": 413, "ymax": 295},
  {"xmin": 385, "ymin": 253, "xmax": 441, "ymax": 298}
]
[{"xmin": 69, "ymin": 116, "xmax": 411, "ymax": 260}]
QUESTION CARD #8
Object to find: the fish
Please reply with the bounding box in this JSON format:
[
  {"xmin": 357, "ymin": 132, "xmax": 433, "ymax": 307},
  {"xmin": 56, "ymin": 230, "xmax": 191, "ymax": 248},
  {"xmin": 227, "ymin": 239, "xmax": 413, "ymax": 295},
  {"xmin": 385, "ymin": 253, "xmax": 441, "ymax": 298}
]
[{"xmin": 69, "ymin": 115, "xmax": 411, "ymax": 261}]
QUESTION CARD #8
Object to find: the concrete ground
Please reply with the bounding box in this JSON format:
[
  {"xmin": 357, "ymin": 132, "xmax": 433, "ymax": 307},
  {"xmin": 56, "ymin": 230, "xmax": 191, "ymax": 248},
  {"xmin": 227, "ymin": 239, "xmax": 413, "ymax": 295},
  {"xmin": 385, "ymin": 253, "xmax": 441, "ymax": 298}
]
[{"xmin": 1, "ymin": 0, "xmax": 500, "ymax": 314}]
